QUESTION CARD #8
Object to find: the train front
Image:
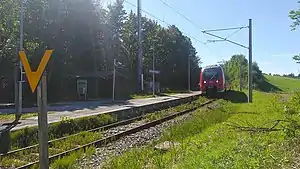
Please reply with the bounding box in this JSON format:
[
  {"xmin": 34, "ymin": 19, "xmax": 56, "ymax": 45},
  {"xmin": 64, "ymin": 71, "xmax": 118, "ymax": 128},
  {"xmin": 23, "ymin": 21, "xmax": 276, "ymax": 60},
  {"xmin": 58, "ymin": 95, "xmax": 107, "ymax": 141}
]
[{"xmin": 200, "ymin": 66, "xmax": 224, "ymax": 95}]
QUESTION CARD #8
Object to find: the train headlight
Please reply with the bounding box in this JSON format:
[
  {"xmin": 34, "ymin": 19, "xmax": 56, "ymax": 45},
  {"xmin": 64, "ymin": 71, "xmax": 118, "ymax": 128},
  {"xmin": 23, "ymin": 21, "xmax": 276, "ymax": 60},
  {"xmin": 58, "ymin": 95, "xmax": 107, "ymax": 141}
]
[
  {"xmin": 204, "ymin": 81, "xmax": 206, "ymax": 84},
  {"xmin": 216, "ymin": 80, "xmax": 219, "ymax": 83}
]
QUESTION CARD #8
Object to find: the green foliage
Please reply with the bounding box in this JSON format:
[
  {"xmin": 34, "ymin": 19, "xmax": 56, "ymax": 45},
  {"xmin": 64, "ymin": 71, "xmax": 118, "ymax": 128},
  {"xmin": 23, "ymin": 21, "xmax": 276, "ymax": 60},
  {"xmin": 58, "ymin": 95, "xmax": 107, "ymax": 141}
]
[
  {"xmin": 289, "ymin": 1, "xmax": 300, "ymax": 30},
  {"xmin": 222, "ymin": 54, "xmax": 248, "ymax": 89},
  {"xmin": 222, "ymin": 54, "xmax": 266, "ymax": 91},
  {"xmin": 0, "ymin": 0, "xmax": 19, "ymax": 74},
  {"xmin": 0, "ymin": 157, "xmax": 28, "ymax": 168},
  {"xmin": 9, "ymin": 114, "xmax": 115, "ymax": 149},
  {"xmin": 280, "ymin": 92, "xmax": 300, "ymax": 138},
  {"xmin": 293, "ymin": 54, "xmax": 300, "ymax": 63},
  {"xmin": 289, "ymin": 1, "xmax": 300, "ymax": 63},
  {"xmin": 0, "ymin": 113, "xmax": 37, "ymax": 120},
  {"xmin": 51, "ymin": 149, "xmax": 84, "ymax": 169},
  {"xmin": 0, "ymin": 0, "xmax": 201, "ymax": 102}
]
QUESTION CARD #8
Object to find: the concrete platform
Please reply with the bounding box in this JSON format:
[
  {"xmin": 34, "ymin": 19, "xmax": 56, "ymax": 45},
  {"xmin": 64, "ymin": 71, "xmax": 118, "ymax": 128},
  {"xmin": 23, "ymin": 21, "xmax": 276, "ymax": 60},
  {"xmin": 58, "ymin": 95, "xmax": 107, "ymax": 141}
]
[{"xmin": 2, "ymin": 92, "xmax": 201, "ymax": 131}]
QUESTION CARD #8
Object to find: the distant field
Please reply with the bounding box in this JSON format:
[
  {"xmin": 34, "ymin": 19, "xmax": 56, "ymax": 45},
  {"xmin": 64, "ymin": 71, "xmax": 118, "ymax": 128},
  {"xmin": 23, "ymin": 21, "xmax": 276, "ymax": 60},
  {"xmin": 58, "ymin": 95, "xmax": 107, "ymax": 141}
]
[{"xmin": 265, "ymin": 75, "xmax": 300, "ymax": 92}]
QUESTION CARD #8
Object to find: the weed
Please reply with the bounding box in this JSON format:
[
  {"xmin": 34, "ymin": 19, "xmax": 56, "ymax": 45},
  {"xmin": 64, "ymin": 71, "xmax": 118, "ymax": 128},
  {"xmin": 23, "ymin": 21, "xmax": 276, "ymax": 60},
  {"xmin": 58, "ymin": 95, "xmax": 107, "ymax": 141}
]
[
  {"xmin": 102, "ymin": 100, "xmax": 231, "ymax": 169},
  {"xmin": 9, "ymin": 114, "xmax": 115, "ymax": 150},
  {"xmin": 0, "ymin": 156, "xmax": 28, "ymax": 168},
  {"xmin": 51, "ymin": 149, "xmax": 84, "ymax": 169}
]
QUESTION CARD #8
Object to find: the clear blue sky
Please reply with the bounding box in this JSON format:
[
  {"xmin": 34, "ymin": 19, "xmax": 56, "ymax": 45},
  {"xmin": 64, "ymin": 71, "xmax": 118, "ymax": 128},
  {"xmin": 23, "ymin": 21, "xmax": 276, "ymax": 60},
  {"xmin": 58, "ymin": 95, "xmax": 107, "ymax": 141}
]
[{"xmin": 105, "ymin": 0, "xmax": 300, "ymax": 75}]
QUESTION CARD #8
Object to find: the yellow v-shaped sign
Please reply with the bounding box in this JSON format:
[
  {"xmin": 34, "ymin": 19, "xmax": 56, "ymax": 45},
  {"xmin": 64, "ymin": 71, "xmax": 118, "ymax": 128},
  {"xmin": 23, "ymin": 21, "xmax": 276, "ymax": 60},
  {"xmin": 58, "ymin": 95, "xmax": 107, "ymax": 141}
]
[{"xmin": 19, "ymin": 50, "xmax": 53, "ymax": 93}]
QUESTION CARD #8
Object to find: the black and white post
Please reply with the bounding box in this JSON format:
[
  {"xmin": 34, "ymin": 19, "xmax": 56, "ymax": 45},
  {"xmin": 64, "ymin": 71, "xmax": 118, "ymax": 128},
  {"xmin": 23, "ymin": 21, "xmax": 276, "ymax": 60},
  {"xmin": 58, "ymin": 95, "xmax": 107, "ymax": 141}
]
[{"xmin": 37, "ymin": 72, "xmax": 49, "ymax": 169}]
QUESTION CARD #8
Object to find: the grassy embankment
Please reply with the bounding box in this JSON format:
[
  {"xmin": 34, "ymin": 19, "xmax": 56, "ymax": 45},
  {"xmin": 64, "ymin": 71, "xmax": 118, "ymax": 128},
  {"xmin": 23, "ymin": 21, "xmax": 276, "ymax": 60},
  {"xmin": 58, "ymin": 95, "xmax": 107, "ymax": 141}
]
[
  {"xmin": 264, "ymin": 75, "xmax": 300, "ymax": 93},
  {"xmin": 103, "ymin": 83, "xmax": 300, "ymax": 168}
]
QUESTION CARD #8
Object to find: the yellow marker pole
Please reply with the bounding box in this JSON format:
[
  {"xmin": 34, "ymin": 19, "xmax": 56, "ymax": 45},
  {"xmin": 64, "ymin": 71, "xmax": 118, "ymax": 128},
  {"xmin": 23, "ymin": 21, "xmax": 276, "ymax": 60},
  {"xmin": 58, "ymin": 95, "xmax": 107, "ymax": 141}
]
[
  {"xmin": 19, "ymin": 50, "xmax": 53, "ymax": 169},
  {"xmin": 37, "ymin": 72, "xmax": 49, "ymax": 169},
  {"xmin": 19, "ymin": 50, "xmax": 53, "ymax": 93}
]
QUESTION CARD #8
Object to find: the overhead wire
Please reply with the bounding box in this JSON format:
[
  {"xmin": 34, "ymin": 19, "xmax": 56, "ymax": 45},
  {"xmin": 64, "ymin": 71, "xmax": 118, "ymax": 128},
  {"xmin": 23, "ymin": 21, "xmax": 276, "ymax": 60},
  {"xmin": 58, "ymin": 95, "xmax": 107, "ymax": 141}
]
[
  {"xmin": 156, "ymin": 0, "xmax": 249, "ymax": 46},
  {"xmin": 157, "ymin": 0, "xmax": 205, "ymax": 31},
  {"xmin": 124, "ymin": 0, "xmax": 224, "ymax": 62},
  {"xmin": 124, "ymin": 0, "xmax": 206, "ymax": 45}
]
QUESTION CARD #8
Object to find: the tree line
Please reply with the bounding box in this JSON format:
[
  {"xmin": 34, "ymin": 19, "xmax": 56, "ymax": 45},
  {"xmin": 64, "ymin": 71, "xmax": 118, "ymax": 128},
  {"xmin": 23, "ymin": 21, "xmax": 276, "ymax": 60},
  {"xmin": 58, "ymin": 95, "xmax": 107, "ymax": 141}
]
[
  {"xmin": 0, "ymin": 0, "xmax": 201, "ymax": 103},
  {"xmin": 271, "ymin": 73, "xmax": 300, "ymax": 79},
  {"xmin": 220, "ymin": 54, "xmax": 276, "ymax": 92}
]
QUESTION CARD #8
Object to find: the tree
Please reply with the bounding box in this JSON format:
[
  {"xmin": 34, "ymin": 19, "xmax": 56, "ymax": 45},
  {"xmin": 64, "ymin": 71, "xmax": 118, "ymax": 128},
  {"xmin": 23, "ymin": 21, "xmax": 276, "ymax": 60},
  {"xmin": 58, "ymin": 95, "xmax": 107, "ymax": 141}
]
[
  {"xmin": 289, "ymin": 1, "xmax": 300, "ymax": 31},
  {"xmin": 223, "ymin": 54, "xmax": 265, "ymax": 90},
  {"xmin": 0, "ymin": 0, "xmax": 19, "ymax": 75},
  {"xmin": 289, "ymin": 1, "xmax": 300, "ymax": 63},
  {"xmin": 223, "ymin": 54, "xmax": 248, "ymax": 89},
  {"xmin": 0, "ymin": 0, "xmax": 203, "ymax": 102},
  {"xmin": 293, "ymin": 55, "xmax": 300, "ymax": 63}
]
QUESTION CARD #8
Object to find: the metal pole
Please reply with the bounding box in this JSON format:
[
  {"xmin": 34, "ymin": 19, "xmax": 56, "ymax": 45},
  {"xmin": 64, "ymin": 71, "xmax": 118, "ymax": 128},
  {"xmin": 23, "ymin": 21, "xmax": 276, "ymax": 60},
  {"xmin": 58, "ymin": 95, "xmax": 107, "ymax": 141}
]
[
  {"xmin": 152, "ymin": 45, "xmax": 155, "ymax": 96},
  {"xmin": 37, "ymin": 73, "xmax": 49, "ymax": 169},
  {"xmin": 141, "ymin": 74, "xmax": 144, "ymax": 91},
  {"xmin": 188, "ymin": 55, "xmax": 191, "ymax": 91},
  {"xmin": 240, "ymin": 64, "xmax": 243, "ymax": 92},
  {"xmin": 248, "ymin": 19, "xmax": 252, "ymax": 103},
  {"xmin": 113, "ymin": 59, "xmax": 116, "ymax": 101},
  {"xmin": 137, "ymin": 0, "xmax": 143, "ymax": 92},
  {"xmin": 16, "ymin": 0, "xmax": 24, "ymax": 118},
  {"xmin": 14, "ymin": 42, "xmax": 19, "ymax": 120}
]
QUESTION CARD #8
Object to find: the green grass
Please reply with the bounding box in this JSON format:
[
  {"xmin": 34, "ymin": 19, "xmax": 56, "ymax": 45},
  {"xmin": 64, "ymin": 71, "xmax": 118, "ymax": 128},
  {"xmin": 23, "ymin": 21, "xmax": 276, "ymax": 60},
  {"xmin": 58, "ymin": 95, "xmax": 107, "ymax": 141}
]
[
  {"xmin": 0, "ymin": 113, "xmax": 38, "ymax": 121},
  {"xmin": 130, "ymin": 94, "xmax": 156, "ymax": 99},
  {"xmin": 1, "ymin": 97, "xmax": 209, "ymax": 168},
  {"xmin": 265, "ymin": 75, "xmax": 300, "ymax": 93},
  {"xmin": 102, "ymin": 91, "xmax": 296, "ymax": 169},
  {"xmin": 0, "ymin": 130, "xmax": 102, "ymax": 168},
  {"xmin": 9, "ymin": 114, "xmax": 115, "ymax": 150}
]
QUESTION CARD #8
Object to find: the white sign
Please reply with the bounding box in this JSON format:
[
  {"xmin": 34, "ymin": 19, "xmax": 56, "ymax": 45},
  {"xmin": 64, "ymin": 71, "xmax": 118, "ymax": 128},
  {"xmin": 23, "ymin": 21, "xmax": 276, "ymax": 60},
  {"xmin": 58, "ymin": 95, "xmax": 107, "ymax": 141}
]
[
  {"xmin": 149, "ymin": 70, "xmax": 160, "ymax": 74},
  {"xmin": 77, "ymin": 79, "xmax": 88, "ymax": 95}
]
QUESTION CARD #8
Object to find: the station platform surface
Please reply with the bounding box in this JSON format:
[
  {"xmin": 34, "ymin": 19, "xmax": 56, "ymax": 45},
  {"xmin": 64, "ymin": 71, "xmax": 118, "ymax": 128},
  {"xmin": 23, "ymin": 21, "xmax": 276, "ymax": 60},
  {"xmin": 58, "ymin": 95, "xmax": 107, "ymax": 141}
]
[{"xmin": 1, "ymin": 91, "xmax": 201, "ymax": 131}]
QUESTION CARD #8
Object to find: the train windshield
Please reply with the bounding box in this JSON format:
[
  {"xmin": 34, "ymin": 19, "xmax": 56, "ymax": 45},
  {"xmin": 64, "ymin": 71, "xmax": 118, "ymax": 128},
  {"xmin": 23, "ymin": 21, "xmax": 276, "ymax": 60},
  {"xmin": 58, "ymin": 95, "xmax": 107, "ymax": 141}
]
[{"xmin": 203, "ymin": 68, "xmax": 220, "ymax": 80}]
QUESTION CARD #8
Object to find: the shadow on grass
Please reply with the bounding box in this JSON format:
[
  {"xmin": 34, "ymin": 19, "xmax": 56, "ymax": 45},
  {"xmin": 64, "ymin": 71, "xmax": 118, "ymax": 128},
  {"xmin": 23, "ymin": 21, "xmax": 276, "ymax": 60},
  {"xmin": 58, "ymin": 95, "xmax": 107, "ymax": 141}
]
[
  {"xmin": 222, "ymin": 90, "xmax": 248, "ymax": 103},
  {"xmin": 256, "ymin": 80, "xmax": 282, "ymax": 93}
]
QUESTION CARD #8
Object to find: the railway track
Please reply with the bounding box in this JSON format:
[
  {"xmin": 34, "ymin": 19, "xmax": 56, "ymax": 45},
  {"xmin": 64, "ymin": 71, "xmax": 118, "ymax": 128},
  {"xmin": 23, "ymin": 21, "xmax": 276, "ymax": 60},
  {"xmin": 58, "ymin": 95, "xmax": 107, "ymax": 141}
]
[{"xmin": 0, "ymin": 99, "xmax": 215, "ymax": 169}]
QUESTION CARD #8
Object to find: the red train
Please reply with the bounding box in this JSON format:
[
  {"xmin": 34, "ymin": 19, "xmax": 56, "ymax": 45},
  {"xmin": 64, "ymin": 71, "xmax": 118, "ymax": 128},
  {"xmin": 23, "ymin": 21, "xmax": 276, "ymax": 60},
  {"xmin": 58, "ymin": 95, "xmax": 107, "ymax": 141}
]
[{"xmin": 199, "ymin": 64, "xmax": 229, "ymax": 96}]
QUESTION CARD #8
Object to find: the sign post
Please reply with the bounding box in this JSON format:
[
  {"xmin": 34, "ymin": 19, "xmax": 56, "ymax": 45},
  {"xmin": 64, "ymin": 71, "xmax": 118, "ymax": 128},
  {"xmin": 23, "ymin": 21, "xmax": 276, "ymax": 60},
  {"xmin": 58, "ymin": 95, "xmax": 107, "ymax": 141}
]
[
  {"xmin": 149, "ymin": 70, "xmax": 160, "ymax": 95},
  {"xmin": 37, "ymin": 72, "xmax": 49, "ymax": 169},
  {"xmin": 19, "ymin": 50, "xmax": 53, "ymax": 169}
]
